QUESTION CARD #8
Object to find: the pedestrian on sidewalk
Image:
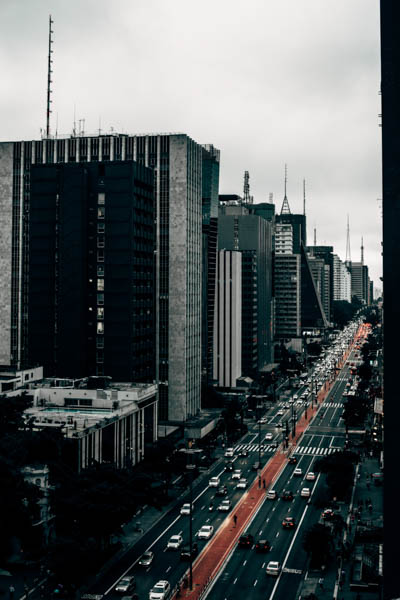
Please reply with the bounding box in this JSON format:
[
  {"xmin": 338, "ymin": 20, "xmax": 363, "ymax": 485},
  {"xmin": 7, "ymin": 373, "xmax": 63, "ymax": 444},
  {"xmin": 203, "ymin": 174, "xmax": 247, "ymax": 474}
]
[
  {"xmin": 8, "ymin": 585, "xmax": 15, "ymax": 599},
  {"xmin": 263, "ymin": 479, "xmax": 266, "ymax": 489},
  {"xmin": 318, "ymin": 578, "xmax": 324, "ymax": 589},
  {"xmin": 234, "ymin": 514, "xmax": 238, "ymax": 527}
]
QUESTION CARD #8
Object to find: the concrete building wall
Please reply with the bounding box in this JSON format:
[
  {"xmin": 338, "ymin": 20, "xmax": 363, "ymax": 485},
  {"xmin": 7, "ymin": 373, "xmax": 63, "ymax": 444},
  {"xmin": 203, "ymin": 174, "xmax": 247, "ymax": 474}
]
[
  {"xmin": 213, "ymin": 250, "xmax": 242, "ymax": 387},
  {"xmin": 0, "ymin": 143, "xmax": 13, "ymax": 364}
]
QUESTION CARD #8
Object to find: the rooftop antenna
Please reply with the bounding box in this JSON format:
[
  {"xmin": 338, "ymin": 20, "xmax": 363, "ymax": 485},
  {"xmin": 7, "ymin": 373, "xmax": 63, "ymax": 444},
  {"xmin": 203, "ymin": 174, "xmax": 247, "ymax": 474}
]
[
  {"xmin": 243, "ymin": 171, "xmax": 253, "ymax": 204},
  {"xmin": 98, "ymin": 116, "xmax": 102, "ymax": 136},
  {"xmin": 280, "ymin": 163, "xmax": 291, "ymax": 214},
  {"xmin": 46, "ymin": 15, "xmax": 54, "ymax": 138},
  {"xmin": 268, "ymin": 192, "xmax": 273, "ymax": 204},
  {"xmin": 313, "ymin": 226, "xmax": 317, "ymax": 246},
  {"xmin": 73, "ymin": 104, "xmax": 76, "ymax": 137},
  {"xmin": 345, "ymin": 214, "xmax": 352, "ymax": 267},
  {"xmin": 303, "ymin": 179, "xmax": 306, "ymax": 216},
  {"xmin": 361, "ymin": 236, "xmax": 364, "ymax": 265}
]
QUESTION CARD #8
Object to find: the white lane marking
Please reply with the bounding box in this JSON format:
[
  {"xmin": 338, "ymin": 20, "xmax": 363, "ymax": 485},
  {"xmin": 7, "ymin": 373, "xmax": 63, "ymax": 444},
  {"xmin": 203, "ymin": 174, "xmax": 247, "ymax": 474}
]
[
  {"xmin": 166, "ymin": 566, "xmax": 171, "ymax": 573},
  {"xmin": 243, "ymin": 560, "xmax": 247, "ymax": 566},
  {"xmin": 233, "ymin": 578, "xmax": 237, "ymax": 585},
  {"xmin": 254, "ymin": 579, "xmax": 258, "ymax": 586},
  {"xmin": 276, "ymin": 532, "xmax": 280, "ymax": 537}
]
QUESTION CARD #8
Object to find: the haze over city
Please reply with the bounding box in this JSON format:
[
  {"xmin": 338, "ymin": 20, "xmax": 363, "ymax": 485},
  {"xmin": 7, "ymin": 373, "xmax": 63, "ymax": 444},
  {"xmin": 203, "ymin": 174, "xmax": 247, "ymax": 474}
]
[{"xmin": 0, "ymin": 0, "xmax": 382, "ymax": 288}]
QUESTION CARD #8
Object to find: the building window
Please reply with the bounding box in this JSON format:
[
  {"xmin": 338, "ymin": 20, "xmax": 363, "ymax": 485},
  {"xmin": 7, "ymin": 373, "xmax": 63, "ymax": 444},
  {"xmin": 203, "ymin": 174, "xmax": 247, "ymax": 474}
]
[
  {"xmin": 97, "ymin": 235, "xmax": 105, "ymax": 248},
  {"xmin": 96, "ymin": 337, "xmax": 104, "ymax": 348},
  {"xmin": 96, "ymin": 351, "xmax": 104, "ymax": 363},
  {"xmin": 97, "ymin": 279, "xmax": 104, "ymax": 291},
  {"xmin": 98, "ymin": 192, "xmax": 105, "ymax": 205},
  {"xmin": 97, "ymin": 250, "xmax": 104, "ymax": 263},
  {"xmin": 97, "ymin": 223, "xmax": 105, "ymax": 233},
  {"xmin": 97, "ymin": 322, "xmax": 104, "ymax": 334},
  {"xmin": 97, "ymin": 265, "xmax": 104, "ymax": 277},
  {"xmin": 97, "ymin": 307, "xmax": 104, "ymax": 319},
  {"xmin": 97, "ymin": 293, "xmax": 104, "ymax": 305},
  {"xmin": 98, "ymin": 206, "xmax": 105, "ymax": 219}
]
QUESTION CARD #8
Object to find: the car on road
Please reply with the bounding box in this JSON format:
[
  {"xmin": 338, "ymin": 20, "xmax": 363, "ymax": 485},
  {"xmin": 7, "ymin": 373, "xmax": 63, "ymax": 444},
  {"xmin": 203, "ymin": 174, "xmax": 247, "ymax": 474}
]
[
  {"xmin": 198, "ymin": 525, "xmax": 214, "ymax": 540},
  {"xmin": 266, "ymin": 489, "xmax": 277, "ymax": 500},
  {"xmin": 288, "ymin": 456, "xmax": 297, "ymax": 465},
  {"xmin": 293, "ymin": 395, "xmax": 299, "ymax": 401},
  {"xmin": 167, "ymin": 535, "xmax": 183, "ymax": 550},
  {"xmin": 276, "ymin": 422, "xmax": 283, "ymax": 428},
  {"xmin": 209, "ymin": 476, "xmax": 220, "ymax": 487},
  {"xmin": 149, "ymin": 580, "xmax": 171, "ymax": 600},
  {"xmin": 306, "ymin": 472, "xmax": 316, "ymax": 481},
  {"xmin": 225, "ymin": 462, "xmax": 234, "ymax": 472},
  {"xmin": 231, "ymin": 469, "xmax": 242, "ymax": 480},
  {"xmin": 301, "ymin": 487, "xmax": 311, "ymax": 498},
  {"xmin": 282, "ymin": 490, "xmax": 293, "ymax": 501},
  {"xmin": 293, "ymin": 467, "xmax": 303, "ymax": 476},
  {"xmin": 264, "ymin": 432, "xmax": 273, "ymax": 440},
  {"xmin": 276, "ymin": 410, "xmax": 284, "ymax": 416},
  {"xmin": 138, "ymin": 551, "xmax": 154, "ymax": 567},
  {"xmin": 218, "ymin": 499, "xmax": 231, "ymax": 512},
  {"xmin": 252, "ymin": 461, "xmax": 261, "ymax": 471},
  {"xmin": 236, "ymin": 478, "xmax": 248, "ymax": 489},
  {"xmin": 180, "ymin": 503, "xmax": 192, "ymax": 515},
  {"xmin": 266, "ymin": 561, "xmax": 281, "ymax": 576},
  {"xmin": 282, "ymin": 517, "xmax": 296, "ymax": 529},
  {"xmin": 258, "ymin": 417, "xmax": 268, "ymax": 424},
  {"xmin": 215, "ymin": 485, "xmax": 228, "ymax": 497},
  {"xmin": 238, "ymin": 533, "xmax": 254, "ymax": 548},
  {"xmin": 255, "ymin": 539, "xmax": 271, "ymax": 552},
  {"xmin": 115, "ymin": 576, "xmax": 136, "ymax": 593},
  {"xmin": 180, "ymin": 543, "xmax": 198, "ymax": 561},
  {"xmin": 239, "ymin": 448, "xmax": 248, "ymax": 457},
  {"xmin": 321, "ymin": 508, "xmax": 335, "ymax": 520},
  {"xmin": 224, "ymin": 447, "xmax": 234, "ymax": 458}
]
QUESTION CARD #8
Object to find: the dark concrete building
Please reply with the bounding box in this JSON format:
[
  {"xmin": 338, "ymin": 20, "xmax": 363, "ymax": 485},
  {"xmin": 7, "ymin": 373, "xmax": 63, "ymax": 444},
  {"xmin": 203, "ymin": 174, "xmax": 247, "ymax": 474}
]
[
  {"xmin": 218, "ymin": 213, "xmax": 273, "ymax": 375},
  {"xmin": 28, "ymin": 161, "xmax": 155, "ymax": 381},
  {"xmin": 202, "ymin": 145, "xmax": 220, "ymax": 383}
]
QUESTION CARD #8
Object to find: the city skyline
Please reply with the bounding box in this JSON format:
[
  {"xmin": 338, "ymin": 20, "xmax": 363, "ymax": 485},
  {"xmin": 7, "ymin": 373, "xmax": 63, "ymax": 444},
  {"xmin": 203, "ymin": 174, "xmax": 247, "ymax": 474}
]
[{"xmin": 0, "ymin": 0, "xmax": 381, "ymax": 287}]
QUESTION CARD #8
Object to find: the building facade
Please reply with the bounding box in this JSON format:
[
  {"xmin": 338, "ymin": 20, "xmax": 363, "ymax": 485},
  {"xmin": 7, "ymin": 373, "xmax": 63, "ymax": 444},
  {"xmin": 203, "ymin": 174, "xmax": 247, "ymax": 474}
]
[
  {"xmin": 332, "ymin": 254, "xmax": 351, "ymax": 302},
  {"xmin": 274, "ymin": 253, "xmax": 301, "ymax": 338},
  {"xmin": 213, "ymin": 250, "xmax": 242, "ymax": 387},
  {"xmin": 0, "ymin": 133, "xmax": 214, "ymax": 422},
  {"xmin": 28, "ymin": 161, "xmax": 155, "ymax": 382}
]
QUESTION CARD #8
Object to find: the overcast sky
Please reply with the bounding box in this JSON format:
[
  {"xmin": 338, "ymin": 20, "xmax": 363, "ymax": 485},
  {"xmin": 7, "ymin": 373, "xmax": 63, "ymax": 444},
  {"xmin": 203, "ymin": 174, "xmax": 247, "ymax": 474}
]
[{"xmin": 1, "ymin": 0, "xmax": 382, "ymax": 289}]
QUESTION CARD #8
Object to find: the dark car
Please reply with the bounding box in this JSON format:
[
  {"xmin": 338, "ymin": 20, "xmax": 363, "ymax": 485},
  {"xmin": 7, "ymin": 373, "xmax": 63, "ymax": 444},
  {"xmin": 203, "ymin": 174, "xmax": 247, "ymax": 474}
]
[
  {"xmin": 321, "ymin": 508, "xmax": 335, "ymax": 520},
  {"xmin": 240, "ymin": 449, "xmax": 248, "ymax": 457},
  {"xmin": 288, "ymin": 457, "xmax": 297, "ymax": 465},
  {"xmin": 180, "ymin": 543, "xmax": 198, "ymax": 561},
  {"xmin": 238, "ymin": 533, "xmax": 254, "ymax": 548},
  {"xmin": 225, "ymin": 462, "xmax": 234, "ymax": 472},
  {"xmin": 215, "ymin": 485, "xmax": 228, "ymax": 497},
  {"xmin": 282, "ymin": 517, "xmax": 296, "ymax": 529},
  {"xmin": 282, "ymin": 490, "xmax": 293, "ymax": 501},
  {"xmin": 255, "ymin": 539, "xmax": 271, "ymax": 552}
]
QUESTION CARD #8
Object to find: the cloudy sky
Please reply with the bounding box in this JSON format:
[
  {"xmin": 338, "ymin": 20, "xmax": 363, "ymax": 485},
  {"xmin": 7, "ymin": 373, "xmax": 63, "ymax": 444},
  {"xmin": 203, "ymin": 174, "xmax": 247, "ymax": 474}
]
[{"xmin": 1, "ymin": 0, "xmax": 382, "ymax": 289}]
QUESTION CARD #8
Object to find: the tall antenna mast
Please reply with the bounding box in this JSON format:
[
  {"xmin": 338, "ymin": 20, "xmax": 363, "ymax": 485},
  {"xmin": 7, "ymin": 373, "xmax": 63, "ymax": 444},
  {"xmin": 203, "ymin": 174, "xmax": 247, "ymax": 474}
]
[
  {"xmin": 361, "ymin": 236, "xmax": 364, "ymax": 265},
  {"xmin": 303, "ymin": 179, "xmax": 306, "ymax": 216},
  {"xmin": 268, "ymin": 192, "xmax": 273, "ymax": 203},
  {"xmin": 280, "ymin": 164, "xmax": 291, "ymax": 214},
  {"xmin": 243, "ymin": 171, "xmax": 252, "ymax": 204},
  {"xmin": 46, "ymin": 15, "xmax": 54, "ymax": 138},
  {"xmin": 313, "ymin": 227, "xmax": 317, "ymax": 246},
  {"xmin": 345, "ymin": 214, "xmax": 351, "ymax": 266}
]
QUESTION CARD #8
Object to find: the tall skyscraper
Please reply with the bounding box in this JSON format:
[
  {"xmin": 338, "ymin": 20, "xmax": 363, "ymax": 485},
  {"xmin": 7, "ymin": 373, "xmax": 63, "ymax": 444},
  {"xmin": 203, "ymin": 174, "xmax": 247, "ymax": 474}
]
[
  {"xmin": 218, "ymin": 213, "xmax": 273, "ymax": 375},
  {"xmin": 28, "ymin": 161, "xmax": 155, "ymax": 381},
  {"xmin": 0, "ymin": 133, "xmax": 216, "ymax": 422},
  {"xmin": 213, "ymin": 250, "xmax": 242, "ymax": 387}
]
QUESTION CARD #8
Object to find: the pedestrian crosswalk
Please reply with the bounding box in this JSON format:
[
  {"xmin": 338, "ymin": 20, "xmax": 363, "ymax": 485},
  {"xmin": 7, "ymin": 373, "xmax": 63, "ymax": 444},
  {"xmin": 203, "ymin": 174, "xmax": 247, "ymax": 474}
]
[
  {"xmin": 234, "ymin": 443, "xmax": 342, "ymax": 455},
  {"xmin": 321, "ymin": 402, "xmax": 343, "ymax": 408}
]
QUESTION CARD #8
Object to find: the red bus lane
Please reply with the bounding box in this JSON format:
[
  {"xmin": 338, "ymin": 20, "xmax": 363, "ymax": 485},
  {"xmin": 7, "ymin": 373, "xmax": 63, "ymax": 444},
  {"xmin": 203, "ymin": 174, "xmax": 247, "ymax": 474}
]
[{"xmin": 175, "ymin": 328, "xmax": 363, "ymax": 598}]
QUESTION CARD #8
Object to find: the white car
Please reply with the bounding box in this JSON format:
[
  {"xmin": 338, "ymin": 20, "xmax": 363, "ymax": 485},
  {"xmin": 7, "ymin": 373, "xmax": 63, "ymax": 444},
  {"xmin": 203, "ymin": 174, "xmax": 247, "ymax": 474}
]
[
  {"xmin": 236, "ymin": 478, "xmax": 247, "ymax": 489},
  {"xmin": 301, "ymin": 487, "xmax": 311, "ymax": 498},
  {"xmin": 231, "ymin": 469, "xmax": 242, "ymax": 480},
  {"xmin": 258, "ymin": 417, "xmax": 268, "ymax": 424},
  {"xmin": 218, "ymin": 499, "xmax": 231, "ymax": 512},
  {"xmin": 266, "ymin": 561, "xmax": 281, "ymax": 576},
  {"xmin": 180, "ymin": 503, "xmax": 192, "ymax": 515},
  {"xmin": 293, "ymin": 395, "xmax": 298, "ymax": 401},
  {"xmin": 277, "ymin": 410, "xmax": 284, "ymax": 416},
  {"xmin": 149, "ymin": 580, "xmax": 171, "ymax": 600},
  {"xmin": 306, "ymin": 472, "xmax": 316, "ymax": 481},
  {"xmin": 167, "ymin": 534, "xmax": 183, "ymax": 550},
  {"xmin": 209, "ymin": 476, "xmax": 220, "ymax": 487},
  {"xmin": 198, "ymin": 525, "xmax": 214, "ymax": 539},
  {"xmin": 224, "ymin": 447, "xmax": 234, "ymax": 458},
  {"xmin": 265, "ymin": 432, "xmax": 273, "ymax": 441},
  {"xmin": 266, "ymin": 489, "xmax": 277, "ymax": 500},
  {"xmin": 293, "ymin": 467, "xmax": 302, "ymax": 476}
]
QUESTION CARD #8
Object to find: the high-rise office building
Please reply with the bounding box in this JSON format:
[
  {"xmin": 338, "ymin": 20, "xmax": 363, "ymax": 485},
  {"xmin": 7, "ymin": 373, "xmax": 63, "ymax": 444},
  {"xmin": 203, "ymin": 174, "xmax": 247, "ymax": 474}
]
[
  {"xmin": 213, "ymin": 250, "xmax": 242, "ymax": 387},
  {"xmin": 0, "ymin": 133, "xmax": 215, "ymax": 422},
  {"xmin": 28, "ymin": 161, "xmax": 155, "ymax": 381},
  {"xmin": 218, "ymin": 213, "xmax": 273, "ymax": 375},
  {"xmin": 274, "ymin": 254, "xmax": 301, "ymax": 338},
  {"xmin": 332, "ymin": 254, "xmax": 351, "ymax": 302},
  {"xmin": 202, "ymin": 145, "xmax": 220, "ymax": 383},
  {"xmin": 307, "ymin": 245, "xmax": 334, "ymax": 319}
]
